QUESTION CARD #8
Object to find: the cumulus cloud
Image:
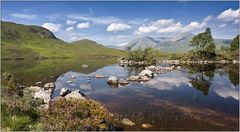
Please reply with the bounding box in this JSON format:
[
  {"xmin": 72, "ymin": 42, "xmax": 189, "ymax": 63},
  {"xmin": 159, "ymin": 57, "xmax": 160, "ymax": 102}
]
[
  {"xmin": 68, "ymin": 14, "xmax": 119, "ymax": 25},
  {"xmin": 76, "ymin": 22, "xmax": 90, "ymax": 29},
  {"xmin": 66, "ymin": 26, "xmax": 74, "ymax": 32},
  {"xmin": 107, "ymin": 22, "xmax": 131, "ymax": 32},
  {"xmin": 217, "ymin": 8, "xmax": 239, "ymax": 23},
  {"xmin": 10, "ymin": 13, "xmax": 38, "ymax": 20},
  {"xmin": 42, "ymin": 23, "xmax": 61, "ymax": 32},
  {"xmin": 66, "ymin": 20, "xmax": 77, "ymax": 25},
  {"xmin": 135, "ymin": 16, "xmax": 211, "ymax": 35}
]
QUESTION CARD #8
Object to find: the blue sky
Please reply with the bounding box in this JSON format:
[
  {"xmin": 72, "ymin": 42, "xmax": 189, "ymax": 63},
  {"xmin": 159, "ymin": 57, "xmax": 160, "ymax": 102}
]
[{"xmin": 2, "ymin": 1, "xmax": 239, "ymax": 45}]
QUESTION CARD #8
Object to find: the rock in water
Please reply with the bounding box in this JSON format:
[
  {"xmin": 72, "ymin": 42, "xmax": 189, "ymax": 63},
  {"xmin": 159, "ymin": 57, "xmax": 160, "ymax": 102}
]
[
  {"xmin": 44, "ymin": 82, "xmax": 55, "ymax": 89},
  {"xmin": 118, "ymin": 78, "xmax": 129, "ymax": 85},
  {"xmin": 82, "ymin": 64, "xmax": 88, "ymax": 68},
  {"xmin": 127, "ymin": 76, "xmax": 140, "ymax": 81},
  {"xmin": 95, "ymin": 74, "xmax": 105, "ymax": 78},
  {"xmin": 122, "ymin": 118, "xmax": 135, "ymax": 126},
  {"xmin": 138, "ymin": 70, "xmax": 154, "ymax": 78},
  {"xmin": 60, "ymin": 88, "xmax": 71, "ymax": 96},
  {"xmin": 141, "ymin": 76, "xmax": 150, "ymax": 81},
  {"xmin": 34, "ymin": 89, "xmax": 51, "ymax": 103},
  {"xmin": 67, "ymin": 80, "xmax": 73, "ymax": 84},
  {"xmin": 107, "ymin": 76, "xmax": 118, "ymax": 84},
  {"xmin": 65, "ymin": 90, "xmax": 85, "ymax": 100},
  {"xmin": 141, "ymin": 123, "xmax": 152, "ymax": 128}
]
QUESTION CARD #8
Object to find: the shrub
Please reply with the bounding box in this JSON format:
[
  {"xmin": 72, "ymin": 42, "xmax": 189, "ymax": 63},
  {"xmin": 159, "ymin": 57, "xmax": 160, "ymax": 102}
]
[{"xmin": 40, "ymin": 97, "xmax": 109, "ymax": 131}]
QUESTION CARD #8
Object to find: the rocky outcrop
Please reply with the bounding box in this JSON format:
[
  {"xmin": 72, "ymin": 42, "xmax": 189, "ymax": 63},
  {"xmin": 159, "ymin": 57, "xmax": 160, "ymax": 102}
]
[
  {"xmin": 138, "ymin": 70, "xmax": 154, "ymax": 78},
  {"xmin": 43, "ymin": 82, "xmax": 55, "ymax": 91},
  {"xmin": 127, "ymin": 76, "xmax": 140, "ymax": 81},
  {"xmin": 34, "ymin": 89, "xmax": 51, "ymax": 104}
]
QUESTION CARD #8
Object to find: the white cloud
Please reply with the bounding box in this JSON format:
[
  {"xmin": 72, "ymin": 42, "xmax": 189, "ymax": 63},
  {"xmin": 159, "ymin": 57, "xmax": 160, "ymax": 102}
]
[
  {"xmin": 217, "ymin": 8, "xmax": 239, "ymax": 23},
  {"xmin": 76, "ymin": 22, "xmax": 90, "ymax": 29},
  {"xmin": 107, "ymin": 22, "xmax": 131, "ymax": 32},
  {"xmin": 66, "ymin": 26, "xmax": 74, "ymax": 32},
  {"xmin": 10, "ymin": 13, "xmax": 38, "ymax": 20},
  {"xmin": 219, "ymin": 23, "xmax": 227, "ymax": 28},
  {"xmin": 135, "ymin": 16, "xmax": 211, "ymax": 35},
  {"xmin": 42, "ymin": 23, "xmax": 61, "ymax": 32},
  {"xmin": 68, "ymin": 14, "xmax": 119, "ymax": 25},
  {"xmin": 66, "ymin": 20, "xmax": 77, "ymax": 25}
]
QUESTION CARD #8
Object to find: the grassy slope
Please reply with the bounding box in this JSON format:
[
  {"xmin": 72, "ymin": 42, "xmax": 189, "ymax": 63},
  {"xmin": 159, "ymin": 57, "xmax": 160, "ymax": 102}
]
[{"xmin": 1, "ymin": 21, "xmax": 126, "ymax": 59}]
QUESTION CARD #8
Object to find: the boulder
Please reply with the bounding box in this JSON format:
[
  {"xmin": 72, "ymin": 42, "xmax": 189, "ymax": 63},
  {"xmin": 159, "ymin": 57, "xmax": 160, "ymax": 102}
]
[
  {"xmin": 138, "ymin": 70, "xmax": 154, "ymax": 78},
  {"xmin": 28, "ymin": 86, "xmax": 42, "ymax": 92},
  {"xmin": 82, "ymin": 64, "xmax": 88, "ymax": 68},
  {"xmin": 119, "ymin": 78, "xmax": 129, "ymax": 85},
  {"xmin": 127, "ymin": 76, "xmax": 140, "ymax": 81},
  {"xmin": 34, "ymin": 89, "xmax": 51, "ymax": 103},
  {"xmin": 60, "ymin": 88, "xmax": 71, "ymax": 96},
  {"xmin": 140, "ymin": 76, "xmax": 150, "ymax": 81},
  {"xmin": 233, "ymin": 60, "xmax": 237, "ymax": 64},
  {"xmin": 122, "ymin": 118, "xmax": 135, "ymax": 126},
  {"xmin": 95, "ymin": 74, "xmax": 105, "ymax": 78},
  {"xmin": 43, "ymin": 82, "xmax": 55, "ymax": 89},
  {"xmin": 70, "ymin": 75, "xmax": 76, "ymax": 79},
  {"xmin": 65, "ymin": 90, "xmax": 85, "ymax": 100},
  {"xmin": 107, "ymin": 76, "xmax": 118, "ymax": 84},
  {"xmin": 177, "ymin": 66, "xmax": 181, "ymax": 70}
]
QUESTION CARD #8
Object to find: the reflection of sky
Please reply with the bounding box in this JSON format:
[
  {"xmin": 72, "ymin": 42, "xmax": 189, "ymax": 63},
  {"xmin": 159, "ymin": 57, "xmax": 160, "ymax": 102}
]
[
  {"xmin": 144, "ymin": 70, "xmax": 192, "ymax": 91},
  {"xmin": 211, "ymin": 74, "xmax": 239, "ymax": 100}
]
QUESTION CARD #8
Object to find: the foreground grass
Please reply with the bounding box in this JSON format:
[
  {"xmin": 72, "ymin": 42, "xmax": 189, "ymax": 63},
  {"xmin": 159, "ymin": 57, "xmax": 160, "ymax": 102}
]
[{"xmin": 1, "ymin": 72, "xmax": 118, "ymax": 131}]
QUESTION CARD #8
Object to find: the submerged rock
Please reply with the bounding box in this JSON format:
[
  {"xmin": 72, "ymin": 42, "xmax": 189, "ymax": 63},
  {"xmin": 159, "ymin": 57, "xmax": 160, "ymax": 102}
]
[
  {"xmin": 95, "ymin": 74, "xmax": 105, "ymax": 78},
  {"xmin": 118, "ymin": 78, "xmax": 129, "ymax": 85},
  {"xmin": 60, "ymin": 88, "xmax": 71, "ymax": 96},
  {"xmin": 65, "ymin": 90, "xmax": 85, "ymax": 100},
  {"xmin": 107, "ymin": 76, "xmax": 118, "ymax": 84},
  {"xmin": 122, "ymin": 118, "xmax": 135, "ymax": 126}
]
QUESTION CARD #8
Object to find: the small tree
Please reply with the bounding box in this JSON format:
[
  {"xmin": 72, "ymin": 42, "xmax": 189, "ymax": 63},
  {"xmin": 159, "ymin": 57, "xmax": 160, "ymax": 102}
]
[
  {"xmin": 127, "ymin": 47, "xmax": 158, "ymax": 64},
  {"xmin": 189, "ymin": 28, "xmax": 216, "ymax": 59},
  {"xmin": 230, "ymin": 35, "xmax": 239, "ymax": 51}
]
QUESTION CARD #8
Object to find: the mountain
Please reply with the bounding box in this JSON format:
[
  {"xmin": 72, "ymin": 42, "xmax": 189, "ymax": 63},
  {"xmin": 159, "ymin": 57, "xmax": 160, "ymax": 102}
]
[
  {"xmin": 122, "ymin": 32, "xmax": 231, "ymax": 52},
  {"xmin": 1, "ymin": 21, "xmax": 125, "ymax": 59},
  {"xmin": 124, "ymin": 36, "xmax": 158, "ymax": 50}
]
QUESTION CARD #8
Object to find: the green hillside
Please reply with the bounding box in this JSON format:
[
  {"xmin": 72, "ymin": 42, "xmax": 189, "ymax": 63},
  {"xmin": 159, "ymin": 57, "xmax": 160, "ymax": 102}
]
[{"xmin": 1, "ymin": 21, "xmax": 126, "ymax": 59}]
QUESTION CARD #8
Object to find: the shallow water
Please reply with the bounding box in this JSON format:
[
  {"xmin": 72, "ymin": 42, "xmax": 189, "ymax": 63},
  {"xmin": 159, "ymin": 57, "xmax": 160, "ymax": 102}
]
[
  {"xmin": 2, "ymin": 59, "xmax": 239, "ymax": 130},
  {"xmin": 54, "ymin": 64, "xmax": 239, "ymax": 130}
]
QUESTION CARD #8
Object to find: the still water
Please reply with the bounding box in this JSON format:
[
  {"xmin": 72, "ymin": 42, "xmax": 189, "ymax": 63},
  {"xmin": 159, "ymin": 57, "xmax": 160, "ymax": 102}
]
[
  {"xmin": 54, "ymin": 63, "xmax": 239, "ymax": 130},
  {"xmin": 2, "ymin": 59, "xmax": 239, "ymax": 130}
]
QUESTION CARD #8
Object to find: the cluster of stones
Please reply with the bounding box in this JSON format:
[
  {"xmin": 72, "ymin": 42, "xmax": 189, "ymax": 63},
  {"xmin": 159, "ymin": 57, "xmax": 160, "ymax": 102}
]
[
  {"xmin": 27, "ymin": 82, "xmax": 86, "ymax": 108},
  {"xmin": 159, "ymin": 59, "xmax": 239, "ymax": 64},
  {"xmin": 107, "ymin": 65, "xmax": 179, "ymax": 86}
]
